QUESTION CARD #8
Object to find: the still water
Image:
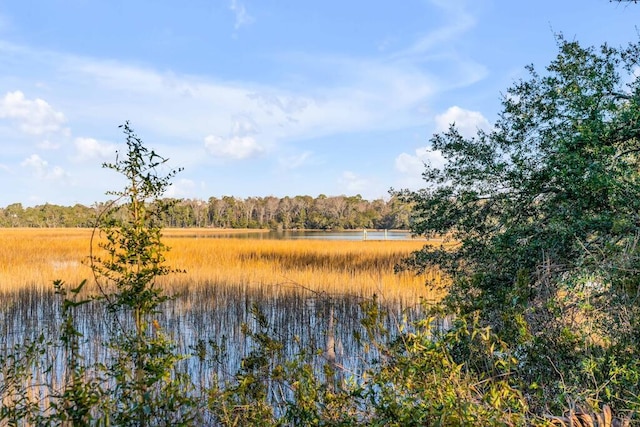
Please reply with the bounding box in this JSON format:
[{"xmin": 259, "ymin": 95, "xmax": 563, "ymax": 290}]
[
  {"xmin": 175, "ymin": 230, "xmax": 414, "ymax": 241},
  {"xmin": 1, "ymin": 285, "xmax": 423, "ymax": 391}
]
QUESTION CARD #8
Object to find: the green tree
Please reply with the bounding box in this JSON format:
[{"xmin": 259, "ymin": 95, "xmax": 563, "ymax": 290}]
[
  {"xmin": 3, "ymin": 203, "xmax": 24, "ymax": 227},
  {"xmin": 397, "ymin": 36, "xmax": 640, "ymax": 414},
  {"xmin": 400, "ymin": 36, "xmax": 640, "ymax": 301},
  {"xmin": 90, "ymin": 122, "xmax": 194, "ymax": 425}
]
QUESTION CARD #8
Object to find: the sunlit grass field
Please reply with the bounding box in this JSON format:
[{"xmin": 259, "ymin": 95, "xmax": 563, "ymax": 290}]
[{"xmin": 0, "ymin": 228, "xmax": 445, "ymax": 303}]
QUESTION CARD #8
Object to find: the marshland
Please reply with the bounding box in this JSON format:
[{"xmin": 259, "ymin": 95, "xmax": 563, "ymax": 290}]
[
  {"xmin": 0, "ymin": 227, "xmax": 445, "ymax": 400},
  {"xmin": 5, "ymin": 34, "xmax": 640, "ymax": 424}
]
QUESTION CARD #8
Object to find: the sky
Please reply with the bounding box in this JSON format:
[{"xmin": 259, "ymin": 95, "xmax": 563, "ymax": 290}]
[{"xmin": 0, "ymin": 0, "xmax": 638, "ymax": 207}]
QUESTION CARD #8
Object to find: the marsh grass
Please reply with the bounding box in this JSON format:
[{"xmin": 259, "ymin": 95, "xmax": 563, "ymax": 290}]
[
  {"xmin": 0, "ymin": 228, "xmax": 90, "ymax": 292},
  {"xmin": 0, "ymin": 227, "xmax": 446, "ymax": 419},
  {"xmin": 0, "ymin": 228, "xmax": 445, "ymax": 303}
]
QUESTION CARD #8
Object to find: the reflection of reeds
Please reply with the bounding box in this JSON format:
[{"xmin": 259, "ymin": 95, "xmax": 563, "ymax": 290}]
[{"xmin": 0, "ymin": 228, "xmax": 445, "ymax": 303}]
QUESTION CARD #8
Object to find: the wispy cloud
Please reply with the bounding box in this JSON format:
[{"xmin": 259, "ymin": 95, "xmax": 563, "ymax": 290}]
[
  {"xmin": 278, "ymin": 150, "xmax": 313, "ymax": 170},
  {"xmin": 393, "ymin": 0, "xmax": 476, "ymax": 59},
  {"xmin": 229, "ymin": 0, "xmax": 254, "ymax": 30},
  {"xmin": 21, "ymin": 154, "xmax": 67, "ymax": 180},
  {"xmin": 339, "ymin": 171, "xmax": 369, "ymax": 194},
  {"xmin": 0, "ymin": 0, "xmax": 488, "ymax": 204},
  {"xmin": 388, "ymin": 0, "xmax": 486, "ymax": 90},
  {"xmin": 0, "ymin": 15, "xmax": 485, "ymax": 161}
]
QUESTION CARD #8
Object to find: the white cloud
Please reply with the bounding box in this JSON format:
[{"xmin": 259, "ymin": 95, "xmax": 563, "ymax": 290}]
[
  {"xmin": 0, "ymin": 35, "xmax": 485, "ymax": 161},
  {"xmin": 166, "ymin": 178, "xmax": 197, "ymax": 198},
  {"xmin": 395, "ymin": 151, "xmax": 425, "ymax": 176},
  {"xmin": 434, "ymin": 106, "xmax": 491, "ymax": 138},
  {"xmin": 0, "ymin": 5, "xmax": 490, "ymax": 206},
  {"xmin": 73, "ymin": 137, "xmax": 117, "ymax": 161},
  {"xmin": 0, "ymin": 91, "xmax": 67, "ymax": 135},
  {"xmin": 339, "ymin": 171, "xmax": 369, "ymax": 193},
  {"xmin": 38, "ymin": 140, "xmax": 61, "ymax": 150},
  {"xmin": 204, "ymin": 135, "xmax": 264, "ymax": 159},
  {"xmin": 395, "ymin": 147, "xmax": 445, "ymax": 189},
  {"xmin": 204, "ymin": 116, "xmax": 265, "ymax": 160},
  {"xmin": 21, "ymin": 153, "xmax": 47, "ymax": 170},
  {"xmin": 229, "ymin": 0, "xmax": 254, "ymax": 30},
  {"xmin": 395, "ymin": 147, "xmax": 445, "ymax": 175},
  {"xmin": 278, "ymin": 151, "xmax": 313, "ymax": 170},
  {"xmin": 20, "ymin": 154, "xmax": 67, "ymax": 180}
]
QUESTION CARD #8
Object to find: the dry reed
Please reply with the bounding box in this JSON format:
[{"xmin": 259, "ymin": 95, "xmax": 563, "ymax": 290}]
[
  {"xmin": 0, "ymin": 228, "xmax": 446, "ymax": 303},
  {"xmin": 0, "ymin": 228, "xmax": 92, "ymax": 292}
]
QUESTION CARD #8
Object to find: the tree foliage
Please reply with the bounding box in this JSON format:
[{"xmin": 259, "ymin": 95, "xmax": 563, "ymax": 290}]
[
  {"xmin": 91, "ymin": 121, "xmax": 182, "ymax": 319},
  {"xmin": 89, "ymin": 121, "xmax": 194, "ymax": 425},
  {"xmin": 399, "ymin": 36, "xmax": 640, "ymax": 298},
  {"xmin": 397, "ymin": 36, "xmax": 640, "ymax": 415},
  {"xmin": 0, "ymin": 195, "xmax": 411, "ymax": 230}
]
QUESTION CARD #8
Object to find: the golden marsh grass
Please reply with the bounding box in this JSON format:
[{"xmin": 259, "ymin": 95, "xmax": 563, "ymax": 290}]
[
  {"xmin": 0, "ymin": 228, "xmax": 445, "ymax": 303},
  {"xmin": 0, "ymin": 227, "xmax": 447, "ymax": 411}
]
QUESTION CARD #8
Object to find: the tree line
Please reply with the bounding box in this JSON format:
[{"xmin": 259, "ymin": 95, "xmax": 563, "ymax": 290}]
[{"xmin": 0, "ymin": 194, "xmax": 411, "ymax": 230}]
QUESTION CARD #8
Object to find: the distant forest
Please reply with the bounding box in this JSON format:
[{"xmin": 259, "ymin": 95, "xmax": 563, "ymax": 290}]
[{"xmin": 0, "ymin": 195, "xmax": 412, "ymax": 230}]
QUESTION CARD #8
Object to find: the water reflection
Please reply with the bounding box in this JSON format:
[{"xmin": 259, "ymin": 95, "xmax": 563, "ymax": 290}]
[{"xmin": 1, "ymin": 284, "xmax": 423, "ymax": 387}]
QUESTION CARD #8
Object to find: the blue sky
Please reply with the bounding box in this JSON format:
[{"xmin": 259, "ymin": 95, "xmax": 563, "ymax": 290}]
[{"xmin": 0, "ymin": 0, "xmax": 637, "ymax": 207}]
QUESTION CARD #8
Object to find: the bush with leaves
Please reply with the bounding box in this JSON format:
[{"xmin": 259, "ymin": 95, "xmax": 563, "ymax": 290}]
[
  {"xmin": 0, "ymin": 122, "xmax": 201, "ymax": 425},
  {"xmin": 396, "ymin": 36, "xmax": 640, "ymax": 418},
  {"xmin": 201, "ymin": 298, "xmax": 529, "ymax": 426}
]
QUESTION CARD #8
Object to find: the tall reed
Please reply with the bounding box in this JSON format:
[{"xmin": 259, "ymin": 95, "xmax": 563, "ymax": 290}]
[
  {"xmin": 0, "ymin": 228, "xmax": 91, "ymax": 292},
  {"xmin": 0, "ymin": 228, "xmax": 445, "ymax": 303}
]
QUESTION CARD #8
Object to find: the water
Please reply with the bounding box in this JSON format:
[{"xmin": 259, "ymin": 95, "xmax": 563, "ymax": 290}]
[
  {"xmin": 0, "ymin": 284, "xmax": 423, "ymax": 390},
  {"xmin": 172, "ymin": 230, "xmax": 414, "ymax": 241},
  {"xmin": 281, "ymin": 230, "xmax": 412, "ymax": 240}
]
